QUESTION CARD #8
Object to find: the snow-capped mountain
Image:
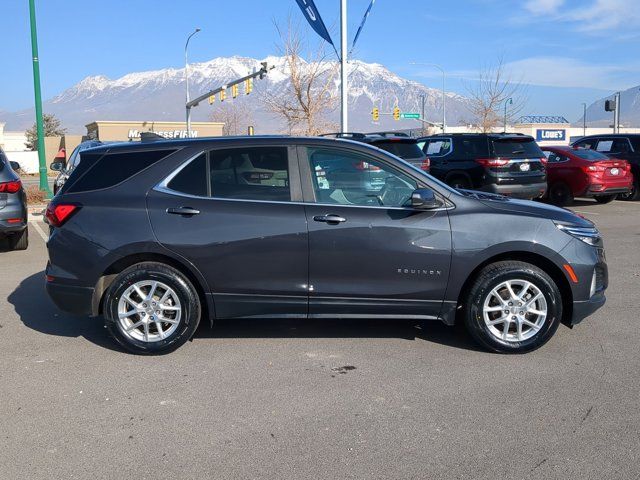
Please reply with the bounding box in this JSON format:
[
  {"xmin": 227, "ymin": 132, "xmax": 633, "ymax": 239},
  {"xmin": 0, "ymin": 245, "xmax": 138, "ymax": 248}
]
[
  {"xmin": 1, "ymin": 56, "xmax": 472, "ymax": 133},
  {"xmin": 580, "ymin": 84, "xmax": 640, "ymax": 127}
]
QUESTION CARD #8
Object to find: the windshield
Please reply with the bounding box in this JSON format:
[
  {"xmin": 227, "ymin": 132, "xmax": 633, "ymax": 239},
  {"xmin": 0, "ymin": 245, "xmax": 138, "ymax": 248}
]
[
  {"xmin": 570, "ymin": 149, "xmax": 610, "ymax": 161},
  {"xmin": 375, "ymin": 141, "xmax": 424, "ymax": 159},
  {"xmin": 491, "ymin": 138, "xmax": 543, "ymax": 158}
]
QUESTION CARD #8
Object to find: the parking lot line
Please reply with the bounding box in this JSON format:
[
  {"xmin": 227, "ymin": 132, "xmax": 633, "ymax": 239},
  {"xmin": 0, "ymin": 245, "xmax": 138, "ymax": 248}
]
[{"xmin": 30, "ymin": 219, "xmax": 48, "ymax": 242}]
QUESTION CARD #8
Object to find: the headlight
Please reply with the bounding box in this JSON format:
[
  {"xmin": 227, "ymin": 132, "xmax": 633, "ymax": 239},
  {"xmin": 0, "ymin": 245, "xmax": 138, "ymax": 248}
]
[{"xmin": 555, "ymin": 222, "xmax": 602, "ymax": 246}]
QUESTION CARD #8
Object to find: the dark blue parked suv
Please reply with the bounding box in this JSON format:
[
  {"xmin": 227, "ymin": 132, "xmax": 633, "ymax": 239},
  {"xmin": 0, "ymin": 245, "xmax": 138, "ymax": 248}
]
[{"xmin": 45, "ymin": 136, "xmax": 606, "ymax": 354}]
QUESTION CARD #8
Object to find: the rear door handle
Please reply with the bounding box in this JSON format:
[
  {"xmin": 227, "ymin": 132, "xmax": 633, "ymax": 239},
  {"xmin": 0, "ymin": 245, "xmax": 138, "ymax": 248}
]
[
  {"xmin": 313, "ymin": 214, "xmax": 346, "ymax": 224},
  {"xmin": 167, "ymin": 207, "xmax": 200, "ymax": 216}
]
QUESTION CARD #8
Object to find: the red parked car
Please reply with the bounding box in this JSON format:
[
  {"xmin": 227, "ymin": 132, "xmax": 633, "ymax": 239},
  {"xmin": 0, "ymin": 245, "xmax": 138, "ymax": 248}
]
[{"xmin": 541, "ymin": 146, "xmax": 633, "ymax": 205}]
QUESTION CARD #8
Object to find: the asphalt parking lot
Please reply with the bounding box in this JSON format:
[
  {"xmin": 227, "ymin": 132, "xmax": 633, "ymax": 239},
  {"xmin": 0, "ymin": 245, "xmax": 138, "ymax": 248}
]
[{"xmin": 1, "ymin": 200, "xmax": 639, "ymax": 480}]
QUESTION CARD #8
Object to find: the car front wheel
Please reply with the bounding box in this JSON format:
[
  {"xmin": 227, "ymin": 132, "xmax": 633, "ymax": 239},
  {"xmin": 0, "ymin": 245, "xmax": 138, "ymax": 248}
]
[
  {"xmin": 463, "ymin": 261, "xmax": 562, "ymax": 353},
  {"xmin": 103, "ymin": 262, "xmax": 201, "ymax": 355}
]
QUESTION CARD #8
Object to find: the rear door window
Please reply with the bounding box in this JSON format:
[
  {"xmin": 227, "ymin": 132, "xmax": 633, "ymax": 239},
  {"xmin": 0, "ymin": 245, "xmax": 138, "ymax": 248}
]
[
  {"xmin": 425, "ymin": 139, "xmax": 451, "ymax": 156},
  {"xmin": 596, "ymin": 140, "xmax": 613, "ymax": 152},
  {"xmin": 165, "ymin": 147, "xmax": 291, "ymax": 202},
  {"xmin": 574, "ymin": 138, "xmax": 598, "ymax": 150}
]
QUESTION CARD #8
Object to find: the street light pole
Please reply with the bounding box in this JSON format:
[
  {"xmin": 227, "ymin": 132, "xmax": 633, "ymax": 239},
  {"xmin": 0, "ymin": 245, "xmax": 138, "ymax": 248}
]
[
  {"xmin": 28, "ymin": 0, "xmax": 51, "ymax": 197},
  {"xmin": 340, "ymin": 0, "xmax": 348, "ymax": 133},
  {"xmin": 409, "ymin": 62, "xmax": 446, "ymax": 132},
  {"xmin": 503, "ymin": 97, "xmax": 513, "ymax": 133},
  {"xmin": 581, "ymin": 102, "xmax": 587, "ymax": 137},
  {"xmin": 184, "ymin": 28, "xmax": 201, "ymax": 137}
]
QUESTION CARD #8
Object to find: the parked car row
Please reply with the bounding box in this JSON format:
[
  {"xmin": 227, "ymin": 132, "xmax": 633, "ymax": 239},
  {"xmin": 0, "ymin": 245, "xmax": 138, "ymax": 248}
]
[{"xmin": 339, "ymin": 131, "xmax": 639, "ymax": 206}]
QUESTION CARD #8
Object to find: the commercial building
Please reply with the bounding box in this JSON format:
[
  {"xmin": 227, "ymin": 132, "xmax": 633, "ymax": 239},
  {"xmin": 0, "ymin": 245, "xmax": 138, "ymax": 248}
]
[{"xmin": 85, "ymin": 120, "xmax": 224, "ymax": 142}]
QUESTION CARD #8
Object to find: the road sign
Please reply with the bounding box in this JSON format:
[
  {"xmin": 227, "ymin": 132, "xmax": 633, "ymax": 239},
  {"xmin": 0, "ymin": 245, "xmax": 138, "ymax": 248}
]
[{"xmin": 400, "ymin": 112, "xmax": 421, "ymax": 119}]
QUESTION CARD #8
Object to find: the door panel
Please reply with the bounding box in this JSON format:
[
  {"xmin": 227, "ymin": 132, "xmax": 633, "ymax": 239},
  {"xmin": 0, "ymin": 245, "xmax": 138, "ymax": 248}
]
[
  {"xmin": 147, "ymin": 146, "xmax": 308, "ymax": 319},
  {"xmin": 300, "ymin": 145, "xmax": 452, "ymax": 319},
  {"xmin": 305, "ymin": 204, "xmax": 452, "ymax": 318}
]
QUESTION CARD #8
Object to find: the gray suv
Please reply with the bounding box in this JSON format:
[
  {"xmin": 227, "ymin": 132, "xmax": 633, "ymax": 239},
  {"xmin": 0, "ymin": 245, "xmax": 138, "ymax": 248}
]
[
  {"xmin": 0, "ymin": 148, "xmax": 28, "ymax": 251},
  {"xmin": 44, "ymin": 136, "xmax": 607, "ymax": 354}
]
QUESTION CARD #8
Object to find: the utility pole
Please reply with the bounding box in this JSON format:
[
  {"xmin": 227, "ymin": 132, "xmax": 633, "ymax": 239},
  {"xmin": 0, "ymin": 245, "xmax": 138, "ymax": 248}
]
[
  {"xmin": 581, "ymin": 102, "xmax": 587, "ymax": 137},
  {"xmin": 409, "ymin": 62, "xmax": 446, "ymax": 132},
  {"xmin": 340, "ymin": 0, "xmax": 348, "ymax": 133},
  {"xmin": 503, "ymin": 97, "xmax": 513, "ymax": 133},
  {"xmin": 184, "ymin": 28, "xmax": 201, "ymax": 137},
  {"xmin": 28, "ymin": 0, "xmax": 51, "ymax": 197},
  {"xmin": 614, "ymin": 91, "xmax": 621, "ymax": 134},
  {"xmin": 420, "ymin": 94, "xmax": 426, "ymax": 134}
]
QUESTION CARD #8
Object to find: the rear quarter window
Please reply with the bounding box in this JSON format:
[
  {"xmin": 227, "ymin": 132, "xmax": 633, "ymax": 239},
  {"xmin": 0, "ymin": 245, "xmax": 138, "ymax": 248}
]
[{"xmin": 66, "ymin": 149, "xmax": 176, "ymax": 193}]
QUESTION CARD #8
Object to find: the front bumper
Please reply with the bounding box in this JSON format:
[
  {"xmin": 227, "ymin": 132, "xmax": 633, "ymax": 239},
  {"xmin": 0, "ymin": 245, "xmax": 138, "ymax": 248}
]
[
  {"xmin": 480, "ymin": 182, "xmax": 547, "ymax": 199},
  {"xmin": 571, "ymin": 292, "xmax": 606, "ymax": 325}
]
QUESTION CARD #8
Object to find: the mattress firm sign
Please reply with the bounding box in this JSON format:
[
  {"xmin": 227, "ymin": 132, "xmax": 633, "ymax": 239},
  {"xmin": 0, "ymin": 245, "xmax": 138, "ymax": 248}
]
[
  {"xmin": 536, "ymin": 129, "xmax": 566, "ymax": 141},
  {"xmin": 127, "ymin": 129, "xmax": 198, "ymax": 139}
]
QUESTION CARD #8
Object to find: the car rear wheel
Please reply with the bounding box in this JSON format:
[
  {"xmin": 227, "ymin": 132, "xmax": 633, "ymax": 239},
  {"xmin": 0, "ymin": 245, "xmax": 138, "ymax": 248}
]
[
  {"xmin": 9, "ymin": 228, "xmax": 28, "ymax": 251},
  {"xmin": 548, "ymin": 182, "xmax": 573, "ymax": 206},
  {"xmin": 104, "ymin": 262, "xmax": 201, "ymax": 355},
  {"xmin": 462, "ymin": 261, "xmax": 562, "ymax": 354},
  {"xmin": 594, "ymin": 194, "xmax": 616, "ymax": 204}
]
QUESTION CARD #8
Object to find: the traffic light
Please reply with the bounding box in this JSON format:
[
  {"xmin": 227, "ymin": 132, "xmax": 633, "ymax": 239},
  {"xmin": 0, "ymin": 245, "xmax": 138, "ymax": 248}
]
[
  {"xmin": 393, "ymin": 106, "xmax": 400, "ymax": 121},
  {"xmin": 259, "ymin": 61, "xmax": 268, "ymax": 79},
  {"xmin": 232, "ymin": 84, "xmax": 239, "ymax": 99},
  {"xmin": 208, "ymin": 95, "xmax": 215, "ymax": 105},
  {"xmin": 220, "ymin": 89, "xmax": 226, "ymax": 102},
  {"xmin": 372, "ymin": 107, "xmax": 379, "ymax": 121},
  {"xmin": 605, "ymin": 99, "xmax": 616, "ymax": 112},
  {"xmin": 245, "ymin": 78, "xmax": 253, "ymax": 95}
]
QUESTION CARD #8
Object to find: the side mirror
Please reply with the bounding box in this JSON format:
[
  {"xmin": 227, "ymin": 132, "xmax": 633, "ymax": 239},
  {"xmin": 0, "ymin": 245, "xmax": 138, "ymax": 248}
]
[
  {"xmin": 411, "ymin": 188, "xmax": 440, "ymax": 209},
  {"xmin": 9, "ymin": 161, "xmax": 21, "ymax": 172},
  {"xmin": 50, "ymin": 162, "xmax": 64, "ymax": 172}
]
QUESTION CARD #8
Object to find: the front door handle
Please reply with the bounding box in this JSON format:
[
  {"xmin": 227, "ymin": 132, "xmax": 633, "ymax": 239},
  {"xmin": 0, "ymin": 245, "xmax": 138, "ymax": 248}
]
[
  {"xmin": 313, "ymin": 214, "xmax": 346, "ymax": 224},
  {"xmin": 167, "ymin": 206, "xmax": 200, "ymax": 216}
]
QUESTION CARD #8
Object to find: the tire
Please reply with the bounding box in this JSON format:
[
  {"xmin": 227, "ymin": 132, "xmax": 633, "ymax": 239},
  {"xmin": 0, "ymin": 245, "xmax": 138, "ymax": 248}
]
[
  {"xmin": 9, "ymin": 228, "xmax": 28, "ymax": 251},
  {"xmin": 447, "ymin": 176, "xmax": 471, "ymax": 190},
  {"xmin": 594, "ymin": 194, "xmax": 616, "ymax": 204},
  {"xmin": 103, "ymin": 262, "xmax": 201, "ymax": 355},
  {"xmin": 548, "ymin": 182, "xmax": 573, "ymax": 206},
  {"xmin": 462, "ymin": 261, "xmax": 563, "ymax": 354},
  {"xmin": 618, "ymin": 178, "xmax": 640, "ymax": 201}
]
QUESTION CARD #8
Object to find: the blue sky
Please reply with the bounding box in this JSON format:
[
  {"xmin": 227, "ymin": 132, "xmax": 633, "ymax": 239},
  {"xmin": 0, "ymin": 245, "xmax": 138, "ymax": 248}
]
[{"xmin": 2, "ymin": 0, "xmax": 639, "ymax": 121}]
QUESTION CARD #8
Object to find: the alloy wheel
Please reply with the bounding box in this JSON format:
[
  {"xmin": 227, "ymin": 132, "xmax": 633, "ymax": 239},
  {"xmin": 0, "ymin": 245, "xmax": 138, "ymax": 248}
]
[
  {"xmin": 482, "ymin": 279, "xmax": 547, "ymax": 342},
  {"xmin": 117, "ymin": 280, "xmax": 182, "ymax": 343}
]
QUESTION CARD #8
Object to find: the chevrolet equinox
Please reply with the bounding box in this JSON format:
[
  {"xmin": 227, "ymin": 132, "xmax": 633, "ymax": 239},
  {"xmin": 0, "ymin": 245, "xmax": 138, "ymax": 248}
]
[{"xmin": 45, "ymin": 137, "xmax": 607, "ymax": 354}]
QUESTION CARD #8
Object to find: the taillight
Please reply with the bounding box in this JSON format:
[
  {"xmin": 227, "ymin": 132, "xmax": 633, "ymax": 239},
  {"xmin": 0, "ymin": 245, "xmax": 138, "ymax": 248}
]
[
  {"xmin": 0, "ymin": 179, "xmax": 21, "ymax": 193},
  {"xmin": 584, "ymin": 163, "xmax": 605, "ymax": 173},
  {"xmin": 475, "ymin": 158, "xmax": 509, "ymax": 167},
  {"xmin": 539, "ymin": 156, "xmax": 548, "ymax": 166},
  {"xmin": 45, "ymin": 203, "xmax": 80, "ymax": 227},
  {"xmin": 421, "ymin": 157, "xmax": 431, "ymax": 171}
]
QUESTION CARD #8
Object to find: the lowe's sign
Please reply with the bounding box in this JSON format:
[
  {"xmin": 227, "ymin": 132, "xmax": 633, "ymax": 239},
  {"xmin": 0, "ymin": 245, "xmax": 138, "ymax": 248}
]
[{"xmin": 536, "ymin": 129, "xmax": 566, "ymax": 141}]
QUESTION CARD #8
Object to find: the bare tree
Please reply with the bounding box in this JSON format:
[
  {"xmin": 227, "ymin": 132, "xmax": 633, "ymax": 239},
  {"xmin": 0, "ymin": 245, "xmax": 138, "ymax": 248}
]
[
  {"xmin": 465, "ymin": 58, "xmax": 527, "ymax": 133},
  {"xmin": 263, "ymin": 17, "xmax": 338, "ymax": 136},
  {"xmin": 25, "ymin": 113, "xmax": 67, "ymax": 150},
  {"xmin": 210, "ymin": 101, "xmax": 254, "ymax": 136}
]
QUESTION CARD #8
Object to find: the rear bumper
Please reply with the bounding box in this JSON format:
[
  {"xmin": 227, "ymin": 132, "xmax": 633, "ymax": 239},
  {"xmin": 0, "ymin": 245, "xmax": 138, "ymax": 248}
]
[
  {"xmin": 481, "ymin": 182, "xmax": 547, "ymax": 199},
  {"xmin": 0, "ymin": 202, "xmax": 27, "ymax": 233},
  {"xmin": 585, "ymin": 186, "xmax": 631, "ymax": 196},
  {"xmin": 45, "ymin": 279, "xmax": 94, "ymax": 316},
  {"xmin": 571, "ymin": 292, "xmax": 606, "ymax": 325}
]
